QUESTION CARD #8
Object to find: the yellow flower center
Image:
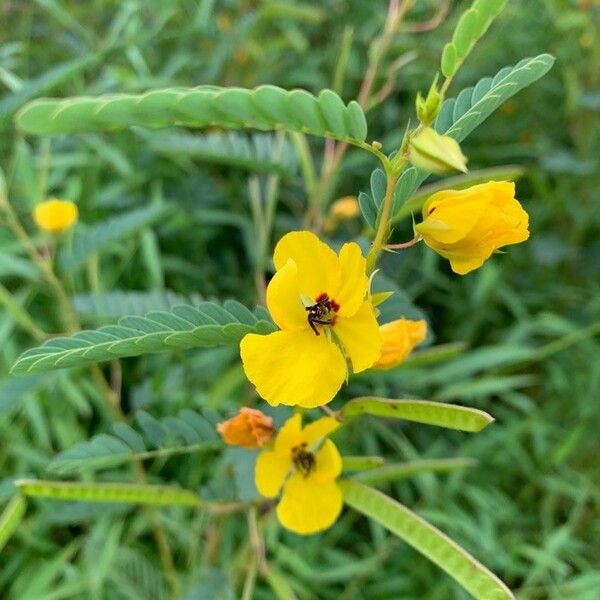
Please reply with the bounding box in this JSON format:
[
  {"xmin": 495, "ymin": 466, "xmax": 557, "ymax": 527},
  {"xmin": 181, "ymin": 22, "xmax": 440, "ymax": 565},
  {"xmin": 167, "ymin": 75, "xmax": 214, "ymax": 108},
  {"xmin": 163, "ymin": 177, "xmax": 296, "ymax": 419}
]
[
  {"xmin": 305, "ymin": 293, "xmax": 340, "ymax": 336},
  {"xmin": 292, "ymin": 443, "xmax": 316, "ymax": 477}
]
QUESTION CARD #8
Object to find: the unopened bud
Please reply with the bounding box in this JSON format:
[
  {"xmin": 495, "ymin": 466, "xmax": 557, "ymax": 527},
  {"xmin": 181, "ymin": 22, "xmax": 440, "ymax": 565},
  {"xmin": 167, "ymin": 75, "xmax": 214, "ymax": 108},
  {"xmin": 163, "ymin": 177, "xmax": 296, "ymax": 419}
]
[
  {"xmin": 409, "ymin": 127, "xmax": 468, "ymax": 174},
  {"xmin": 416, "ymin": 76, "xmax": 443, "ymax": 126}
]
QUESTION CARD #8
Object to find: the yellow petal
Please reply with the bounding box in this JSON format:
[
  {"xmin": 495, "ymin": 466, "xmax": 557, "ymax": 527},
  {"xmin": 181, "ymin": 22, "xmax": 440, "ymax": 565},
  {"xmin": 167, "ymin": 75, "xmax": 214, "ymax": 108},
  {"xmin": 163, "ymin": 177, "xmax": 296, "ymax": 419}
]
[
  {"xmin": 373, "ymin": 318, "xmax": 427, "ymax": 369},
  {"xmin": 240, "ymin": 330, "xmax": 347, "ymax": 408},
  {"xmin": 302, "ymin": 417, "xmax": 340, "ymax": 447},
  {"xmin": 333, "ymin": 301, "xmax": 382, "ymax": 373},
  {"xmin": 276, "ymin": 473, "xmax": 343, "ymax": 535},
  {"xmin": 273, "ymin": 231, "xmax": 341, "ymax": 301},
  {"xmin": 255, "ymin": 449, "xmax": 291, "ymax": 498},
  {"xmin": 417, "ymin": 190, "xmax": 491, "ymax": 245},
  {"xmin": 274, "ymin": 413, "xmax": 303, "ymax": 454},
  {"xmin": 448, "ymin": 255, "xmax": 488, "ymax": 275},
  {"xmin": 334, "ymin": 242, "xmax": 368, "ymax": 317},
  {"xmin": 266, "ymin": 258, "xmax": 307, "ymax": 331},
  {"xmin": 312, "ymin": 439, "xmax": 342, "ymax": 483}
]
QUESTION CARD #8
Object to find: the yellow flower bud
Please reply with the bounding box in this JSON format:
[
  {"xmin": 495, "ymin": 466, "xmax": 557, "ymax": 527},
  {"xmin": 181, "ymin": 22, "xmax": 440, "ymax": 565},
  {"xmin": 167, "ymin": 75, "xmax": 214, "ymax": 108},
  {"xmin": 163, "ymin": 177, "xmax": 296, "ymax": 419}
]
[
  {"xmin": 409, "ymin": 127, "xmax": 468, "ymax": 174},
  {"xmin": 415, "ymin": 181, "xmax": 529, "ymax": 275},
  {"xmin": 33, "ymin": 199, "xmax": 78, "ymax": 234},
  {"xmin": 372, "ymin": 318, "xmax": 427, "ymax": 369},
  {"xmin": 216, "ymin": 407, "xmax": 274, "ymax": 449},
  {"xmin": 330, "ymin": 196, "xmax": 360, "ymax": 220}
]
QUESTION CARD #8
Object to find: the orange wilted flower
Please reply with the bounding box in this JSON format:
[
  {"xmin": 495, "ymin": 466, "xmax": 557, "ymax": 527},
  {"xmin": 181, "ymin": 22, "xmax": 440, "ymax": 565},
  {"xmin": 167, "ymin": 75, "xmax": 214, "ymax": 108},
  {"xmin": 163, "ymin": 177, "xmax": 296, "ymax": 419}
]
[{"xmin": 216, "ymin": 407, "xmax": 274, "ymax": 449}]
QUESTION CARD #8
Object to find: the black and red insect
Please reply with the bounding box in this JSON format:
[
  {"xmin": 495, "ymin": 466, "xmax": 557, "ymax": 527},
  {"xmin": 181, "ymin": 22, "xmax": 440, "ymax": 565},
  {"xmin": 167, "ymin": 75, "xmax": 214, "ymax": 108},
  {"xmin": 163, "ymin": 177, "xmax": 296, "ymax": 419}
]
[{"xmin": 305, "ymin": 293, "xmax": 339, "ymax": 336}]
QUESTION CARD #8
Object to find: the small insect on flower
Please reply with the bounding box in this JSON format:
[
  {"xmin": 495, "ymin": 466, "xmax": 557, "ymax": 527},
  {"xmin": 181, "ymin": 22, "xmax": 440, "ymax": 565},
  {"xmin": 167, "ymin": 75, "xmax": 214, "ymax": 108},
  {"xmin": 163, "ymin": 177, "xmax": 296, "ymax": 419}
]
[
  {"xmin": 240, "ymin": 231, "xmax": 382, "ymax": 408},
  {"xmin": 34, "ymin": 198, "xmax": 78, "ymax": 234},
  {"xmin": 216, "ymin": 407, "xmax": 274, "ymax": 449},
  {"xmin": 255, "ymin": 413, "xmax": 343, "ymax": 535},
  {"xmin": 305, "ymin": 293, "xmax": 339, "ymax": 336},
  {"xmin": 415, "ymin": 181, "xmax": 529, "ymax": 275}
]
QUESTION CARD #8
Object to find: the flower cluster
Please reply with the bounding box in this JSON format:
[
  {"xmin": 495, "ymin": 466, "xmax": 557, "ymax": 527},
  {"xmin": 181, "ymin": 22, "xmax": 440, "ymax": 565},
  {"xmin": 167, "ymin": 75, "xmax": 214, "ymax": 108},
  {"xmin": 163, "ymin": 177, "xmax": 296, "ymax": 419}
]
[{"xmin": 216, "ymin": 180, "xmax": 529, "ymax": 535}]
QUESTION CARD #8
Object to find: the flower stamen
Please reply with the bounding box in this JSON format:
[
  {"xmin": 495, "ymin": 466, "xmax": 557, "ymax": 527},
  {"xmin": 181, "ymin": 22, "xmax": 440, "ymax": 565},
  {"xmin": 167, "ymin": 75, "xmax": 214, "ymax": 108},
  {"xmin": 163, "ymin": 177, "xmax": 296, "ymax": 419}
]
[{"xmin": 293, "ymin": 447, "xmax": 316, "ymax": 477}]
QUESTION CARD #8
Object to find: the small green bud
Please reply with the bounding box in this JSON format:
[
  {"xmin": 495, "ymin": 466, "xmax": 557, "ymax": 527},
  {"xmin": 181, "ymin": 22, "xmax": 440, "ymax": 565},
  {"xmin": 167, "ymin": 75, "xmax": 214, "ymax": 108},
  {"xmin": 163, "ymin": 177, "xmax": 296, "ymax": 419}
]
[
  {"xmin": 409, "ymin": 127, "xmax": 468, "ymax": 174},
  {"xmin": 416, "ymin": 76, "xmax": 443, "ymax": 126}
]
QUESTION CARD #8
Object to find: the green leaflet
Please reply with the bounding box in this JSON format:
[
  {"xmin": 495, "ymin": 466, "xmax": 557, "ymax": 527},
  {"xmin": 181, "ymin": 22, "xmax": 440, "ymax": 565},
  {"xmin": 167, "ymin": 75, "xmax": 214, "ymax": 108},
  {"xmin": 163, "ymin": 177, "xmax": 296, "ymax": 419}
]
[
  {"xmin": 341, "ymin": 397, "xmax": 494, "ymax": 433},
  {"xmin": 15, "ymin": 479, "xmax": 201, "ymax": 507},
  {"xmin": 441, "ymin": 0, "xmax": 508, "ymax": 79},
  {"xmin": 340, "ymin": 480, "xmax": 515, "ymax": 600},
  {"xmin": 0, "ymin": 495, "xmax": 27, "ymax": 552},
  {"xmin": 15, "ymin": 85, "xmax": 368, "ymax": 143},
  {"xmin": 437, "ymin": 54, "xmax": 556, "ymax": 143},
  {"xmin": 48, "ymin": 409, "xmax": 221, "ymax": 474},
  {"xmin": 351, "ymin": 458, "xmax": 477, "ymax": 485},
  {"xmin": 388, "ymin": 54, "xmax": 554, "ymax": 221},
  {"xmin": 58, "ymin": 204, "xmax": 171, "ymax": 272},
  {"xmin": 10, "ymin": 300, "xmax": 275, "ymax": 374}
]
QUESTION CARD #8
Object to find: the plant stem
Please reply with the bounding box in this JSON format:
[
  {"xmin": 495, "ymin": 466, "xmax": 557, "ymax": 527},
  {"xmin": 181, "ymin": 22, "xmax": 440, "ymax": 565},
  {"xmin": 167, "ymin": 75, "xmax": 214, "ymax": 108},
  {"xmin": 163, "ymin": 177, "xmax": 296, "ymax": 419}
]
[{"xmin": 366, "ymin": 166, "xmax": 403, "ymax": 272}]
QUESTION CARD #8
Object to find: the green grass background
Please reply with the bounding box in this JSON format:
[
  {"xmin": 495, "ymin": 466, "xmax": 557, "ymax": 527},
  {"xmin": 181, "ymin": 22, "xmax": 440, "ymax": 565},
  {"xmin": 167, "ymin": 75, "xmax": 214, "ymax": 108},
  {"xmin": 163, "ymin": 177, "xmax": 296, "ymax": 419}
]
[{"xmin": 0, "ymin": 0, "xmax": 599, "ymax": 598}]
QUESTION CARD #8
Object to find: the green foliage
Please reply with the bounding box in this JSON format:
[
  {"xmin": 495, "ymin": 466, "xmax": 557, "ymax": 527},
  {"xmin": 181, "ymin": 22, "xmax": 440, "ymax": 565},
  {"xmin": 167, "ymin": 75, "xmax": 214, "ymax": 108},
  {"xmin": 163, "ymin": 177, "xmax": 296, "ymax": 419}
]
[
  {"xmin": 16, "ymin": 86, "xmax": 368, "ymax": 143},
  {"xmin": 351, "ymin": 458, "xmax": 477, "ymax": 485},
  {"xmin": 48, "ymin": 409, "xmax": 221, "ymax": 474},
  {"xmin": 340, "ymin": 480, "xmax": 515, "ymax": 600},
  {"xmin": 0, "ymin": 496, "xmax": 27, "ymax": 552},
  {"xmin": 437, "ymin": 54, "xmax": 556, "ymax": 143},
  {"xmin": 0, "ymin": 1, "xmax": 597, "ymax": 598},
  {"xmin": 141, "ymin": 131, "xmax": 298, "ymax": 176},
  {"xmin": 11, "ymin": 301, "xmax": 274, "ymax": 374},
  {"xmin": 341, "ymin": 397, "xmax": 494, "ymax": 432},
  {"xmin": 72, "ymin": 290, "xmax": 204, "ymax": 320},
  {"xmin": 59, "ymin": 204, "xmax": 171, "ymax": 272},
  {"xmin": 441, "ymin": 0, "xmax": 508, "ymax": 79}
]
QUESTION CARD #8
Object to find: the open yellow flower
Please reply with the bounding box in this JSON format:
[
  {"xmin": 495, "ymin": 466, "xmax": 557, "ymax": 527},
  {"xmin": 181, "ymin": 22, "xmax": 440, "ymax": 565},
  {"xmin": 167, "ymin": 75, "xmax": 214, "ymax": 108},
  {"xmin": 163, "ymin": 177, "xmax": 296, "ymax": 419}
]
[
  {"xmin": 34, "ymin": 198, "xmax": 78, "ymax": 234},
  {"xmin": 255, "ymin": 413, "xmax": 343, "ymax": 535},
  {"xmin": 240, "ymin": 231, "xmax": 382, "ymax": 408},
  {"xmin": 414, "ymin": 181, "xmax": 529, "ymax": 275},
  {"xmin": 373, "ymin": 318, "xmax": 427, "ymax": 369}
]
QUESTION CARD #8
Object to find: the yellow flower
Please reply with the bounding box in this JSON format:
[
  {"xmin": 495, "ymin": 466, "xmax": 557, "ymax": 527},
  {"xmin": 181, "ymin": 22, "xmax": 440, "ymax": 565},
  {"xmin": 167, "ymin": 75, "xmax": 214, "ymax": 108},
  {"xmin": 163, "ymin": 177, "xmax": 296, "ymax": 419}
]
[
  {"xmin": 216, "ymin": 407, "xmax": 274, "ymax": 449},
  {"xmin": 34, "ymin": 199, "xmax": 78, "ymax": 234},
  {"xmin": 255, "ymin": 413, "xmax": 343, "ymax": 535},
  {"xmin": 373, "ymin": 318, "xmax": 427, "ymax": 369},
  {"xmin": 330, "ymin": 196, "xmax": 360, "ymax": 220},
  {"xmin": 240, "ymin": 231, "xmax": 382, "ymax": 408},
  {"xmin": 414, "ymin": 181, "xmax": 529, "ymax": 275}
]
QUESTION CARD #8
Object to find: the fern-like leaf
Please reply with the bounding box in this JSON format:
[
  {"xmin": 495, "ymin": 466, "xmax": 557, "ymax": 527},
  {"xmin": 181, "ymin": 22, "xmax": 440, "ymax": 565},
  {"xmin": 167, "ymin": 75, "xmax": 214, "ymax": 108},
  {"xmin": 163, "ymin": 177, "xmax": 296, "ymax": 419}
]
[
  {"xmin": 16, "ymin": 85, "xmax": 368, "ymax": 143},
  {"xmin": 48, "ymin": 409, "xmax": 221, "ymax": 474},
  {"xmin": 72, "ymin": 289, "xmax": 204, "ymax": 320},
  {"xmin": 140, "ymin": 130, "xmax": 297, "ymax": 175},
  {"xmin": 11, "ymin": 300, "xmax": 275, "ymax": 374}
]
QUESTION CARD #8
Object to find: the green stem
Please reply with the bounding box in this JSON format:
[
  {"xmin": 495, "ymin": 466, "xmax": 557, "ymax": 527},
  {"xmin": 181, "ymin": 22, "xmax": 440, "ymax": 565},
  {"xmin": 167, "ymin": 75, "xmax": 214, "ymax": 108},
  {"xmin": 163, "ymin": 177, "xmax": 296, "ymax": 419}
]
[{"xmin": 366, "ymin": 165, "xmax": 403, "ymax": 272}]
